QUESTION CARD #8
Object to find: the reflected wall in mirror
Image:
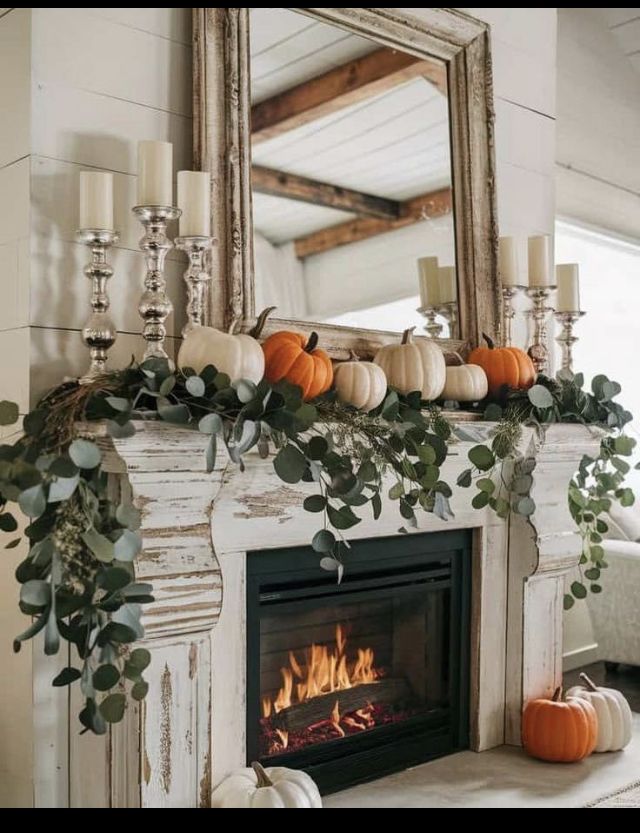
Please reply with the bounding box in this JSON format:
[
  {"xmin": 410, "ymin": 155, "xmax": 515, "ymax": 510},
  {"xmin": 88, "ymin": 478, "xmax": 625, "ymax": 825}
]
[{"xmin": 249, "ymin": 8, "xmax": 459, "ymax": 340}]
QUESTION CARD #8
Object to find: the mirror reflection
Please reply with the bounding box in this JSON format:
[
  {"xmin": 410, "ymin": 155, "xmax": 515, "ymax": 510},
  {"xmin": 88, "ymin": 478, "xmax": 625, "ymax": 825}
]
[{"xmin": 250, "ymin": 8, "xmax": 458, "ymax": 338}]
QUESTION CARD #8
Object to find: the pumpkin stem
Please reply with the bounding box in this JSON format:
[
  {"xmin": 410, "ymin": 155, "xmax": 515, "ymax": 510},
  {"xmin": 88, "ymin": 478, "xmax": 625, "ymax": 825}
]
[
  {"xmin": 348, "ymin": 349, "xmax": 360, "ymax": 362},
  {"xmin": 445, "ymin": 351, "xmax": 465, "ymax": 367},
  {"xmin": 482, "ymin": 332, "xmax": 496, "ymax": 350},
  {"xmin": 249, "ymin": 306, "xmax": 277, "ymax": 339},
  {"xmin": 305, "ymin": 331, "xmax": 319, "ymax": 353},
  {"xmin": 552, "ymin": 686, "xmax": 563, "ymax": 702},
  {"xmin": 401, "ymin": 327, "xmax": 416, "ymax": 345},
  {"xmin": 251, "ymin": 761, "xmax": 273, "ymax": 789},
  {"xmin": 579, "ymin": 672, "xmax": 599, "ymax": 692}
]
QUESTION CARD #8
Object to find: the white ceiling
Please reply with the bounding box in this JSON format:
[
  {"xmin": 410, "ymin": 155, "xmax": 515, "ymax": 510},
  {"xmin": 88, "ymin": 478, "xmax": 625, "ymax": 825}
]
[
  {"xmin": 249, "ymin": 8, "xmax": 451, "ymax": 245},
  {"xmin": 599, "ymin": 8, "xmax": 640, "ymax": 73}
]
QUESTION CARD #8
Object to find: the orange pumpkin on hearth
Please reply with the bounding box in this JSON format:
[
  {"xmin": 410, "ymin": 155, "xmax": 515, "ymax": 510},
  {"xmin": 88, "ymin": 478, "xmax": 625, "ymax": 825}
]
[
  {"xmin": 522, "ymin": 687, "xmax": 597, "ymax": 763},
  {"xmin": 467, "ymin": 333, "xmax": 536, "ymax": 397},
  {"xmin": 262, "ymin": 330, "xmax": 333, "ymax": 401}
]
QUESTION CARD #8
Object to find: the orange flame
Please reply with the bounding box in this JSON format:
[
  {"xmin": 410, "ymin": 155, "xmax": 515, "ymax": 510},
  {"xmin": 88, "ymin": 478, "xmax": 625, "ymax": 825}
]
[
  {"xmin": 330, "ymin": 700, "xmax": 345, "ymax": 738},
  {"xmin": 262, "ymin": 624, "xmax": 381, "ymax": 718},
  {"xmin": 274, "ymin": 728, "xmax": 289, "ymax": 750}
]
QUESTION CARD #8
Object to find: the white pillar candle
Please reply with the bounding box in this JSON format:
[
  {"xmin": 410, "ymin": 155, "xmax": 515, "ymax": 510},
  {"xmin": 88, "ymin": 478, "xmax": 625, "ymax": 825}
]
[
  {"xmin": 438, "ymin": 266, "xmax": 457, "ymax": 304},
  {"xmin": 417, "ymin": 256, "xmax": 439, "ymax": 307},
  {"xmin": 556, "ymin": 263, "xmax": 580, "ymax": 312},
  {"xmin": 137, "ymin": 140, "xmax": 173, "ymax": 206},
  {"xmin": 528, "ymin": 234, "xmax": 552, "ymax": 287},
  {"xmin": 177, "ymin": 171, "xmax": 211, "ymax": 237},
  {"xmin": 499, "ymin": 236, "xmax": 519, "ymax": 286},
  {"xmin": 79, "ymin": 171, "xmax": 114, "ymax": 230}
]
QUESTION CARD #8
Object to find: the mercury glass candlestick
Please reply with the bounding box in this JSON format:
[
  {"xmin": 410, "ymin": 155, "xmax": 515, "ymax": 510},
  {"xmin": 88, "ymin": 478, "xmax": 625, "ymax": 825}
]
[
  {"xmin": 501, "ymin": 285, "xmax": 525, "ymax": 346},
  {"xmin": 438, "ymin": 301, "xmax": 458, "ymax": 340},
  {"xmin": 554, "ymin": 310, "xmax": 586, "ymax": 373},
  {"xmin": 132, "ymin": 205, "xmax": 181, "ymax": 361},
  {"xmin": 417, "ymin": 305, "xmax": 443, "ymax": 338},
  {"xmin": 77, "ymin": 228, "xmax": 119, "ymax": 384},
  {"xmin": 525, "ymin": 285, "xmax": 556, "ymax": 375},
  {"xmin": 174, "ymin": 235, "xmax": 214, "ymax": 334}
]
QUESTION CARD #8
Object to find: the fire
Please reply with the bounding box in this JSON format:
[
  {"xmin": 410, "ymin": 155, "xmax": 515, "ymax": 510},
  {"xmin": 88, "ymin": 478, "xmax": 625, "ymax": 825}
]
[
  {"xmin": 274, "ymin": 728, "xmax": 289, "ymax": 750},
  {"xmin": 262, "ymin": 624, "xmax": 381, "ymax": 718}
]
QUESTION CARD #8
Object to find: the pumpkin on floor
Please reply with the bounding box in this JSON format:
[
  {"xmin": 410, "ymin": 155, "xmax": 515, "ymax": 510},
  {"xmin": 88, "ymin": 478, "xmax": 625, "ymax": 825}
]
[
  {"xmin": 441, "ymin": 354, "xmax": 488, "ymax": 403},
  {"xmin": 262, "ymin": 329, "xmax": 333, "ymax": 401},
  {"xmin": 211, "ymin": 761, "xmax": 322, "ymax": 808},
  {"xmin": 373, "ymin": 327, "xmax": 446, "ymax": 402},
  {"xmin": 467, "ymin": 333, "xmax": 536, "ymax": 398},
  {"xmin": 566, "ymin": 672, "xmax": 633, "ymax": 752},
  {"xmin": 333, "ymin": 354, "xmax": 387, "ymax": 412},
  {"xmin": 522, "ymin": 686, "xmax": 597, "ymax": 762},
  {"xmin": 178, "ymin": 320, "xmax": 265, "ymax": 385}
]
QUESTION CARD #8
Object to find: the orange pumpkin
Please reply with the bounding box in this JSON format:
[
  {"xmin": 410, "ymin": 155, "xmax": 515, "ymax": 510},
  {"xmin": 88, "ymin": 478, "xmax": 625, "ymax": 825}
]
[
  {"xmin": 522, "ymin": 686, "xmax": 597, "ymax": 763},
  {"xmin": 467, "ymin": 333, "xmax": 536, "ymax": 397},
  {"xmin": 262, "ymin": 331, "xmax": 333, "ymax": 401}
]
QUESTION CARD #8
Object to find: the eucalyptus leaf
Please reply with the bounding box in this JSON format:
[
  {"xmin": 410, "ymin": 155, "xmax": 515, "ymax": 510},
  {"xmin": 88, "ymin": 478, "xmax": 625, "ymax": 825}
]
[
  {"xmin": 107, "ymin": 420, "xmax": 136, "ymax": 439},
  {"xmin": 199, "ymin": 413, "xmax": 223, "ymax": 435},
  {"xmin": 159, "ymin": 375, "xmax": 176, "ymax": 397},
  {"xmin": 456, "ymin": 469, "xmax": 472, "ymax": 488},
  {"xmin": 99, "ymin": 693, "xmax": 126, "ymax": 723},
  {"xmin": 273, "ymin": 445, "xmax": 307, "ymax": 484},
  {"xmin": 93, "ymin": 664, "xmax": 120, "ymax": 692},
  {"xmin": 116, "ymin": 503, "xmax": 141, "ymax": 531},
  {"xmin": 312, "ymin": 529, "xmax": 335, "ymax": 553},
  {"xmin": 371, "ymin": 492, "xmax": 382, "ymax": 520},
  {"xmin": 528, "ymin": 384, "xmax": 554, "ymax": 409},
  {"xmin": 234, "ymin": 379, "xmax": 257, "ymax": 404},
  {"xmin": 0, "ymin": 512, "xmax": 18, "ymax": 532},
  {"xmin": 97, "ymin": 567, "xmax": 132, "ymax": 593},
  {"xmin": 205, "ymin": 434, "xmax": 217, "ymax": 473},
  {"xmin": 471, "ymin": 491, "xmax": 489, "ymax": 510},
  {"xmin": 128, "ymin": 648, "xmax": 151, "ymax": 671},
  {"xmin": 52, "ymin": 667, "xmax": 82, "ymax": 687},
  {"xmin": 106, "ymin": 396, "xmax": 131, "ymax": 413},
  {"xmin": 516, "ymin": 497, "xmax": 536, "ymax": 516},
  {"xmin": 308, "ymin": 436, "xmax": 328, "ymax": 461},
  {"xmin": 477, "ymin": 478, "xmax": 495, "ymax": 495},
  {"xmin": 571, "ymin": 581, "xmax": 587, "ymax": 600},
  {"xmin": 303, "ymin": 495, "xmax": 327, "ymax": 513},
  {"xmin": 320, "ymin": 556, "xmax": 341, "ymax": 573},
  {"xmin": 158, "ymin": 403, "xmax": 191, "ymax": 424},
  {"xmin": 48, "ymin": 474, "xmax": 79, "ymax": 503},
  {"xmin": 468, "ymin": 445, "xmax": 495, "ymax": 471},
  {"xmin": 20, "ymin": 579, "xmax": 50, "ymax": 607},
  {"xmin": 131, "ymin": 680, "xmax": 149, "ymax": 701},
  {"xmin": 114, "ymin": 529, "xmax": 142, "ymax": 562},
  {"xmin": 563, "ymin": 594, "xmax": 575, "ymax": 610},
  {"xmin": 69, "ymin": 439, "xmax": 102, "ymax": 470},
  {"xmin": 0, "ymin": 400, "xmax": 19, "ymax": 425},
  {"xmin": 18, "ymin": 484, "xmax": 46, "ymax": 518},
  {"xmin": 49, "ymin": 456, "xmax": 78, "ymax": 478},
  {"xmin": 82, "ymin": 528, "xmax": 114, "ymax": 563}
]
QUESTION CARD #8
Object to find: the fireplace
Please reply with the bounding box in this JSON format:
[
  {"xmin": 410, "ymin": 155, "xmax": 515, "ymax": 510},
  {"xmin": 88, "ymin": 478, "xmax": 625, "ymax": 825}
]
[{"xmin": 246, "ymin": 530, "xmax": 471, "ymax": 793}]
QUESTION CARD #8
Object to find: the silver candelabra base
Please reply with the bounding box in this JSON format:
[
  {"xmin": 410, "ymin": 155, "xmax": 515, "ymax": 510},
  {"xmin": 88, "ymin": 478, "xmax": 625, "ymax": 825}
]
[
  {"xmin": 77, "ymin": 228, "xmax": 119, "ymax": 384},
  {"xmin": 555, "ymin": 310, "xmax": 586, "ymax": 373},
  {"xmin": 174, "ymin": 235, "xmax": 214, "ymax": 334},
  {"xmin": 501, "ymin": 285, "xmax": 525, "ymax": 346},
  {"xmin": 525, "ymin": 285, "xmax": 556, "ymax": 375},
  {"xmin": 133, "ymin": 204, "xmax": 181, "ymax": 362},
  {"xmin": 417, "ymin": 306, "xmax": 443, "ymax": 338},
  {"xmin": 438, "ymin": 302, "xmax": 458, "ymax": 340}
]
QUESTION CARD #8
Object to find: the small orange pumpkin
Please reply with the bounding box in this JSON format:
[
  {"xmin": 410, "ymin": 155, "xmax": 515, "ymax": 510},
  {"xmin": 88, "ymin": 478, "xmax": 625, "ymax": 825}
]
[
  {"xmin": 467, "ymin": 333, "xmax": 536, "ymax": 397},
  {"xmin": 262, "ymin": 331, "xmax": 333, "ymax": 401},
  {"xmin": 522, "ymin": 686, "xmax": 597, "ymax": 763}
]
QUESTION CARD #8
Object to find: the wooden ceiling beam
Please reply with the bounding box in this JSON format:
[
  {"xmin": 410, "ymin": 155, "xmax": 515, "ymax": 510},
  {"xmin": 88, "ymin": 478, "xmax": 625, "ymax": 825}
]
[
  {"xmin": 252, "ymin": 47, "xmax": 447, "ymax": 144},
  {"xmin": 294, "ymin": 187, "xmax": 453, "ymax": 259},
  {"xmin": 251, "ymin": 165, "xmax": 400, "ymax": 220}
]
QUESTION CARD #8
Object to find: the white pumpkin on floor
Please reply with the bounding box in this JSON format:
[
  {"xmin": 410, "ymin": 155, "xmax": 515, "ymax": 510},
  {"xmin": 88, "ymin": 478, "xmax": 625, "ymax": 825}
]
[
  {"xmin": 211, "ymin": 762, "xmax": 322, "ymax": 808},
  {"xmin": 566, "ymin": 672, "xmax": 632, "ymax": 752}
]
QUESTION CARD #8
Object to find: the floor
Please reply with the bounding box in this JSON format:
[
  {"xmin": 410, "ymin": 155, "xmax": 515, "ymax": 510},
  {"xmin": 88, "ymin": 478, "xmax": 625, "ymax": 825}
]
[{"xmin": 325, "ymin": 663, "xmax": 640, "ymax": 808}]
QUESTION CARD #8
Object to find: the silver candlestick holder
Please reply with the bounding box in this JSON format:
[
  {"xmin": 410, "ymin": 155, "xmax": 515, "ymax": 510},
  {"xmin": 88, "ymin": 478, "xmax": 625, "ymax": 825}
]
[
  {"xmin": 525, "ymin": 285, "xmax": 556, "ymax": 375},
  {"xmin": 77, "ymin": 228, "xmax": 119, "ymax": 384},
  {"xmin": 501, "ymin": 285, "xmax": 524, "ymax": 346},
  {"xmin": 438, "ymin": 302, "xmax": 458, "ymax": 340},
  {"xmin": 174, "ymin": 235, "xmax": 214, "ymax": 335},
  {"xmin": 555, "ymin": 310, "xmax": 586, "ymax": 373},
  {"xmin": 132, "ymin": 205, "xmax": 181, "ymax": 362},
  {"xmin": 417, "ymin": 305, "xmax": 443, "ymax": 338}
]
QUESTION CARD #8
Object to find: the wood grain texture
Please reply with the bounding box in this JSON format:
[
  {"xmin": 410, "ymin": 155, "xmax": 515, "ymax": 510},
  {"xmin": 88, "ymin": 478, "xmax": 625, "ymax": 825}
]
[
  {"xmin": 294, "ymin": 186, "xmax": 452, "ymax": 258},
  {"xmin": 252, "ymin": 165, "xmax": 399, "ymax": 220},
  {"xmin": 193, "ymin": 7, "xmax": 500, "ymax": 355},
  {"xmin": 251, "ymin": 47, "xmax": 446, "ymax": 144}
]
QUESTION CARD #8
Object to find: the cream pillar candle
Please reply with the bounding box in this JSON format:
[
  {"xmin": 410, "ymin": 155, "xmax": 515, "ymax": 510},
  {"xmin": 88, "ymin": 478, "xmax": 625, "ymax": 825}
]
[
  {"xmin": 177, "ymin": 171, "xmax": 211, "ymax": 236},
  {"xmin": 79, "ymin": 171, "xmax": 114, "ymax": 230},
  {"xmin": 417, "ymin": 256, "xmax": 439, "ymax": 306},
  {"xmin": 137, "ymin": 140, "xmax": 173, "ymax": 205},
  {"xmin": 499, "ymin": 236, "xmax": 519, "ymax": 286},
  {"xmin": 528, "ymin": 235, "xmax": 552, "ymax": 287},
  {"xmin": 438, "ymin": 266, "xmax": 457, "ymax": 304},
  {"xmin": 556, "ymin": 263, "xmax": 580, "ymax": 312}
]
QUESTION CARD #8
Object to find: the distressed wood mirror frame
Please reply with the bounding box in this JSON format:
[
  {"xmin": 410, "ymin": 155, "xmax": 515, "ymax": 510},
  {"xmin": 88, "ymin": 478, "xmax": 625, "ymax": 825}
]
[{"xmin": 193, "ymin": 8, "xmax": 499, "ymax": 357}]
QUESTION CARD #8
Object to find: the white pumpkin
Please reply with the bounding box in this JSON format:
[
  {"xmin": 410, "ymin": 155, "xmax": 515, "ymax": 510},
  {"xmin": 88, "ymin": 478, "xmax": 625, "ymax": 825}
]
[
  {"xmin": 334, "ymin": 356, "xmax": 387, "ymax": 412},
  {"xmin": 178, "ymin": 325, "xmax": 264, "ymax": 384},
  {"xmin": 441, "ymin": 361, "xmax": 488, "ymax": 403},
  {"xmin": 211, "ymin": 762, "xmax": 322, "ymax": 808},
  {"xmin": 566, "ymin": 673, "xmax": 632, "ymax": 752},
  {"xmin": 373, "ymin": 327, "xmax": 445, "ymax": 401}
]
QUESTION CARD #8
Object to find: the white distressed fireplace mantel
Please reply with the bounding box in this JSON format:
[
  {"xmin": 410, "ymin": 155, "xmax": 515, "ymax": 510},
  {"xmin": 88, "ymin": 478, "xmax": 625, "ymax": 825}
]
[{"xmin": 34, "ymin": 421, "xmax": 601, "ymax": 807}]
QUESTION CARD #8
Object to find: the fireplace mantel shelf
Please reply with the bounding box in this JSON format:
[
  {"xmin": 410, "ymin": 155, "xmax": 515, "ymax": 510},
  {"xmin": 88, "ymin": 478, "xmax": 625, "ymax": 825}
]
[{"xmin": 54, "ymin": 420, "xmax": 602, "ymax": 807}]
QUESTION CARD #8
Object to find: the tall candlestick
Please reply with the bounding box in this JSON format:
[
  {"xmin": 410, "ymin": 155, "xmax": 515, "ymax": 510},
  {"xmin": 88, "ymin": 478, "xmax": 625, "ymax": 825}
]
[
  {"xmin": 138, "ymin": 140, "xmax": 173, "ymax": 206},
  {"xmin": 528, "ymin": 235, "xmax": 552, "ymax": 287},
  {"xmin": 438, "ymin": 266, "xmax": 457, "ymax": 304},
  {"xmin": 178, "ymin": 171, "xmax": 211, "ymax": 237},
  {"xmin": 79, "ymin": 171, "xmax": 114, "ymax": 230},
  {"xmin": 556, "ymin": 263, "xmax": 580, "ymax": 312},
  {"xmin": 417, "ymin": 256, "xmax": 439, "ymax": 307},
  {"xmin": 499, "ymin": 236, "xmax": 519, "ymax": 286},
  {"xmin": 525, "ymin": 285, "xmax": 556, "ymax": 374}
]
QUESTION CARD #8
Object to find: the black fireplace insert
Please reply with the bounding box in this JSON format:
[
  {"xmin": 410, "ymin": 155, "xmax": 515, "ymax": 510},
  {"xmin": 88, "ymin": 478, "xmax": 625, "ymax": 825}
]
[{"xmin": 246, "ymin": 530, "xmax": 471, "ymax": 794}]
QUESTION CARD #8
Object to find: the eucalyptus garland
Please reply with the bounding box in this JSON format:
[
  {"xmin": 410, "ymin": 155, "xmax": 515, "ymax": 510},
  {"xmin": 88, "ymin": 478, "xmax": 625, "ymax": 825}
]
[{"xmin": 0, "ymin": 359, "xmax": 636, "ymax": 733}]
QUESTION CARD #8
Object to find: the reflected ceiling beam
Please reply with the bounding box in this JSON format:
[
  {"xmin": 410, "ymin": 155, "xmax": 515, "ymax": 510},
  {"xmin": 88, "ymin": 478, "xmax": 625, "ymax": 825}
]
[
  {"xmin": 251, "ymin": 165, "xmax": 400, "ymax": 220},
  {"xmin": 294, "ymin": 187, "xmax": 452, "ymax": 259},
  {"xmin": 252, "ymin": 47, "xmax": 447, "ymax": 145}
]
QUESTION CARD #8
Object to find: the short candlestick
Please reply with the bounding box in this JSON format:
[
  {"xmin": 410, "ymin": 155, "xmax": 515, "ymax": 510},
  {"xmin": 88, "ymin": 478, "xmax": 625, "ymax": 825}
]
[
  {"xmin": 525, "ymin": 285, "xmax": 556, "ymax": 375},
  {"xmin": 554, "ymin": 310, "xmax": 586, "ymax": 373},
  {"xmin": 174, "ymin": 235, "xmax": 214, "ymax": 334},
  {"xmin": 417, "ymin": 306, "xmax": 443, "ymax": 338}
]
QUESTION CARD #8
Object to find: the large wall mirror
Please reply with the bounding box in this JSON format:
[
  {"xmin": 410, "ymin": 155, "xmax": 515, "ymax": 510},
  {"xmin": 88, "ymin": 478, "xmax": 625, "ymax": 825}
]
[{"xmin": 194, "ymin": 8, "xmax": 499, "ymax": 357}]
